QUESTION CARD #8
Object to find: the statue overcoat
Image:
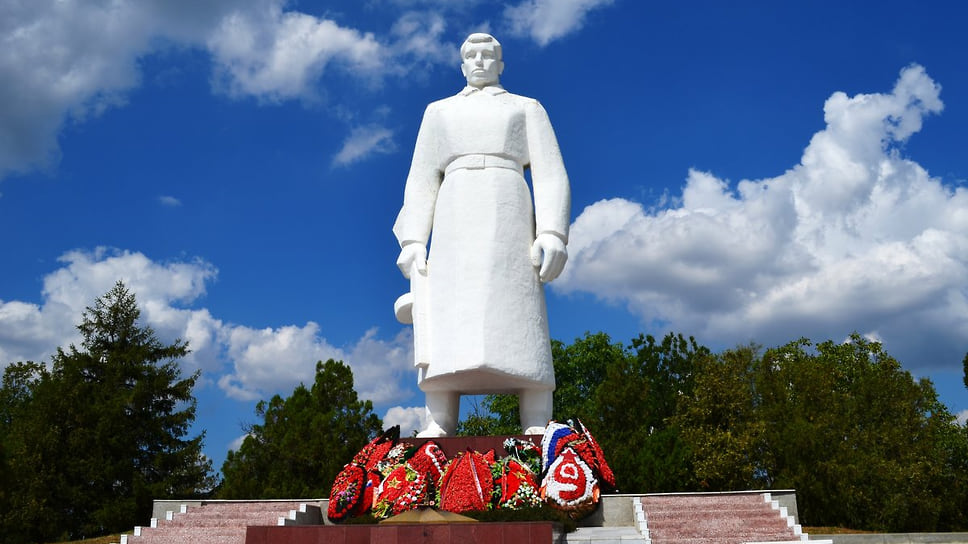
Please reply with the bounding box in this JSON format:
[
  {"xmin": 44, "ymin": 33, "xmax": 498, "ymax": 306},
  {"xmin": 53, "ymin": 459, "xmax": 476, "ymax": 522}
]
[{"xmin": 393, "ymin": 85, "xmax": 571, "ymax": 394}]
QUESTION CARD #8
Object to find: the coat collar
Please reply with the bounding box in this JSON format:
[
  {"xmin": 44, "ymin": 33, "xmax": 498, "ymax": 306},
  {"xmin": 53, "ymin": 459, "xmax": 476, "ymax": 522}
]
[{"xmin": 459, "ymin": 84, "xmax": 507, "ymax": 97}]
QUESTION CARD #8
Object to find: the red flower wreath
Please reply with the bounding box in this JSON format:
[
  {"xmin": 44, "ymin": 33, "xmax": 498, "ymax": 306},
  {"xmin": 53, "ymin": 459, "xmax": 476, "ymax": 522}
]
[
  {"xmin": 438, "ymin": 449, "xmax": 495, "ymax": 513},
  {"xmin": 406, "ymin": 440, "xmax": 448, "ymax": 486},
  {"xmin": 373, "ymin": 464, "xmax": 429, "ymax": 518},
  {"xmin": 352, "ymin": 426, "xmax": 400, "ymax": 471},
  {"xmin": 327, "ymin": 463, "xmax": 366, "ymax": 522},
  {"xmin": 541, "ymin": 421, "xmax": 581, "ymax": 472},
  {"xmin": 576, "ymin": 418, "xmax": 615, "ymax": 489},
  {"xmin": 540, "ymin": 446, "xmax": 600, "ymax": 519}
]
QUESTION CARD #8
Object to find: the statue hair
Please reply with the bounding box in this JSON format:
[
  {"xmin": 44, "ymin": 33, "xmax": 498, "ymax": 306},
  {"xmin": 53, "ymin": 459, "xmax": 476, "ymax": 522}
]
[{"xmin": 460, "ymin": 33, "xmax": 502, "ymax": 60}]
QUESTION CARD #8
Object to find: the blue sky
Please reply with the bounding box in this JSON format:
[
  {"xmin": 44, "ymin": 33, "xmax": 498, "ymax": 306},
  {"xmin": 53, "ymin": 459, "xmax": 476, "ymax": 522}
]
[{"xmin": 2, "ymin": 0, "xmax": 967, "ymax": 474}]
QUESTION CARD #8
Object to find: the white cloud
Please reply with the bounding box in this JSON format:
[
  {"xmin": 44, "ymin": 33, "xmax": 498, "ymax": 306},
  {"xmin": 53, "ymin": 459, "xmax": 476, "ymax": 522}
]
[
  {"xmin": 382, "ymin": 405, "xmax": 428, "ymax": 436},
  {"xmin": 388, "ymin": 11, "xmax": 452, "ymax": 67},
  {"xmin": 556, "ymin": 65, "xmax": 968, "ymax": 371},
  {"xmin": 218, "ymin": 322, "xmax": 345, "ymax": 401},
  {"xmin": 346, "ymin": 328, "xmax": 415, "ymax": 405},
  {"xmin": 0, "ymin": 1, "xmax": 156, "ymax": 177},
  {"xmin": 216, "ymin": 324, "xmax": 415, "ymax": 403},
  {"xmin": 957, "ymin": 410, "xmax": 967, "ymax": 426},
  {"xmin": 0, "ymin": 1, "xmax": 457, "ymax": 180},
  {"xmin": 227, "ymin": 433, "xmax": 250, "ymax": 453},
  {"xmin": 159, "ymin": 195, "xmax": 182, "ymax": 206},
  {"xmin": 0, "ymin": 247, "xmax": 417, "ymax": 406},
  {"xmin": 504, "ymin": 0, "xmax": 613, "ymax": 46},
  {"xmin": 207, "ymin": 4, "xmax": 383, "ymax": 101},
  {"xmin": 0, "ymin": 248, "xmax": 217, "ymax": 366},
  {"xmin": 333, "ymin": 124, "xmax": 397, "ymax": 166}
]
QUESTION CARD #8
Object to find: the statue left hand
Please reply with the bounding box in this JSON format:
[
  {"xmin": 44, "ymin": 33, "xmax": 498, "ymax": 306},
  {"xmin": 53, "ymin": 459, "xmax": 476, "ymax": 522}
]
[
  {"xmin": 397, "ymin": 243, "xmax": 428, "ymax": 279},
  {"xmin": 530, "ymin": 233, "xmax": 568, "ymax": 283}
]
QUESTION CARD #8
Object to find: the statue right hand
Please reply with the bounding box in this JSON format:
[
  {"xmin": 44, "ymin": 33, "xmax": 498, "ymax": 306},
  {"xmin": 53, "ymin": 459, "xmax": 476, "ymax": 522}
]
[{"xmin": 396, "ymin": 243, "xmax": 427, "ymax": 279}]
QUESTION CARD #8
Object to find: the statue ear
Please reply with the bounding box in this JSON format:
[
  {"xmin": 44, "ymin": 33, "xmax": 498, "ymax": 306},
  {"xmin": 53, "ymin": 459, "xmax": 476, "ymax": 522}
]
[
  {"xmin": 497, "ymin": 60, "xmax": 505, "ymax": 76},
  {"xmin": 461, "ymin": 63, "xmax": 469, "ymax": 78}
]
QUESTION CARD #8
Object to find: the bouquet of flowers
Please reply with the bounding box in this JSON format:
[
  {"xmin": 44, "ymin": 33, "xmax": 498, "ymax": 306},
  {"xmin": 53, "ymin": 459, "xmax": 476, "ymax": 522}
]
[
  {"xmin": 376, "ymin": 442, "xmax": 412, "ymax": 478},
  {"xmin": 503, "ymin": 437, "xmax": 542, "ymax": 475},
  {"xmin": 494, "ymin": 457, "xmax": 543, "ymax": 510}
]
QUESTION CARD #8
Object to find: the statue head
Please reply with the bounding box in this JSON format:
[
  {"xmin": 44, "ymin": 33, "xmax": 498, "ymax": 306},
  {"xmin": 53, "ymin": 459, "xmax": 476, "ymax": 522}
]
[{"xmin": 460, "ymin": 33, "xmax": 503, "ymax": 88}]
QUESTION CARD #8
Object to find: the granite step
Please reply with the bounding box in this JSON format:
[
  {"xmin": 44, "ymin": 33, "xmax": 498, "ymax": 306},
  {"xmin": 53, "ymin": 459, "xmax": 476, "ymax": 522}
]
[
  {"xmin": 639, "ymin": 493, "xmax": 803, "ymax": 544},
  {"xmin": 125, "ymin": 501, "xmax": 316, "ymax": 544},
  {"xmin": 170, "ymin": 501, "xmax": 307, "ymax": 514},
  {"xmin": 647, "ymin": 522, "xmax": 793, "ymax": 537},
  {"xmin": 655, "ymin": 538, "xmax": 800, "ymax": 544},
  {"xmin": 648, "ymin": 529, "xmax": 799, "ymax": 541},
  {"xmin": 128, "ymin": 527, "xmax": 246, "ymax": 544},
  {"xmin": 643, "ymin": 495, "xmax": 766, "ymax": 509},
  {"xmin": 567, "ymin": 526, "xmax": 648, "ymax": 543},
  {"xmin": 644, "ymin": 510, "xmax": 787, "ymax": 523}
]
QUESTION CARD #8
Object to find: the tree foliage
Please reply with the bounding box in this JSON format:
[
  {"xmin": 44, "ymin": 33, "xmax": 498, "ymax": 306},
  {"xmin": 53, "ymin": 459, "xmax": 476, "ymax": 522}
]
[
  {"xmin": 0, "ymin": 282, "xmax": 215, "ymax": 543},
  {"xmin": 219, "ymin": 359, "xmax": 383, "ymax": 499},
  {"xmin": 455, "ymin": 330, "xmax": 968, "ymax": 531},
  {"xmin": 746, "ymin": 335, "xmax": 964, "ymax": 531},
  {"xmin": 592, "ymin": 333, "xmax": 709, "ymax": 493},
  {"xmin": 673, "ymin": 344, "xmax": 765, "ymax": 491}
]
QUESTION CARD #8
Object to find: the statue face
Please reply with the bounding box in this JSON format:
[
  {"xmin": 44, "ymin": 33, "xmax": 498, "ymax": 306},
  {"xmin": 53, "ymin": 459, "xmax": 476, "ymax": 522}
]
[{"xmin": 460, "ymin": 41, "xmax": 503, "ymax": 88}]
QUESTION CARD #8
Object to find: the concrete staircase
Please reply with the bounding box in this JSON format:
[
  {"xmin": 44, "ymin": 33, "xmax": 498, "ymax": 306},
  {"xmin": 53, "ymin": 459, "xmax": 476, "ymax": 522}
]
[
  {"xmin": 635, "ymin": 492, "xmax": 817, "ymax": 544},
  {"xmin": 118, "ymin": 501, "xmax": 322, "ymax": 544},
  {"xmin": 120, "ymin": 492, "xmax": 824, "ymax": 544}
]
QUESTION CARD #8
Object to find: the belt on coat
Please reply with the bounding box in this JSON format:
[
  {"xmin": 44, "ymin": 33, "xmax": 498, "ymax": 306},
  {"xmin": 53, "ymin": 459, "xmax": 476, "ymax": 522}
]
[{"xmin": 444, "ymin": 154, "xmax": 524, "ymax": 177}]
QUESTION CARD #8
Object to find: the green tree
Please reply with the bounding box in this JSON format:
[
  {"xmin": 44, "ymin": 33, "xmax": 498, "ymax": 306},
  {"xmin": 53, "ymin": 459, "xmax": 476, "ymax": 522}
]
[
  {"xmin": 219, "ymin": 359, "xmax": 383, "ymax": 498},
  {"xmin": 674, "ymin": 344, "xmax": 766, "ymax": 490},
  {"xmin": 592, "ymin": 333, "xmax": 709, "ymax": 493},
  {"xmin": 963, "ymin": 351, "xmax": 968, "ymax": 391},
  {"xmin": 456, "ymin": 394, "xmax": 520, "ymax": 436},
  {"xmin": 0, "ymin": 282, "xmax": 214, "ymax": 543},
  {"xmin": 755, "ymin": 335, "xmax": 958, "ymax": 531},
  {"xmin": 456, "ymin": 332, "xmax": 627, "ymax": 436},
  {"xmin": 552, "ymin": 333, "xmax": 628, "ymax": 422}
]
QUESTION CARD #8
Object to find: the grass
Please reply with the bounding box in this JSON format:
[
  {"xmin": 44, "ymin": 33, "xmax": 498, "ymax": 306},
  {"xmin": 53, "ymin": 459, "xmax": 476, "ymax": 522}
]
[
  {"xmin": 805, "ymin": 527, "xmax": 877, "ymax": 534},
  {"xmin": 48, "ymin": 534, "xmax": 125, "ymax": 544}
]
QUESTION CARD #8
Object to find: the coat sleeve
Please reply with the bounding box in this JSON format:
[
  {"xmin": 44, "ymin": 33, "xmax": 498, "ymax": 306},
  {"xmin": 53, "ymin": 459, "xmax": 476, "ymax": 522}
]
[
  {"xmin": 393, "ymin": 105, "xmax": 443, "ymax": 247},
  {"xmin": 525, "ymin": 99, "xmax": 571, "ymax": 243}
]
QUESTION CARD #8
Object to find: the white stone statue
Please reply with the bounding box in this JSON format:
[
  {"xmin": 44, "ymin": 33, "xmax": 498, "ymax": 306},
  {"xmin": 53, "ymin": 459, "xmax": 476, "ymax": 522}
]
[{"xmin": 393, "ymin": 33, "xmax": 571, "ymax": 437}]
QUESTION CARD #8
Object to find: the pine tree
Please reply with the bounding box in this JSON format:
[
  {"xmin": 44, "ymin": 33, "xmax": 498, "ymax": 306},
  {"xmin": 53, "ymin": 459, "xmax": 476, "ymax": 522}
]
[
  {"xmin": 219, "ymin": 359, "xmax": 382, "ymax": 498},
  {"xmin": 0, "ymin": 282, "xmax": 215, "ymax": 542}
]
